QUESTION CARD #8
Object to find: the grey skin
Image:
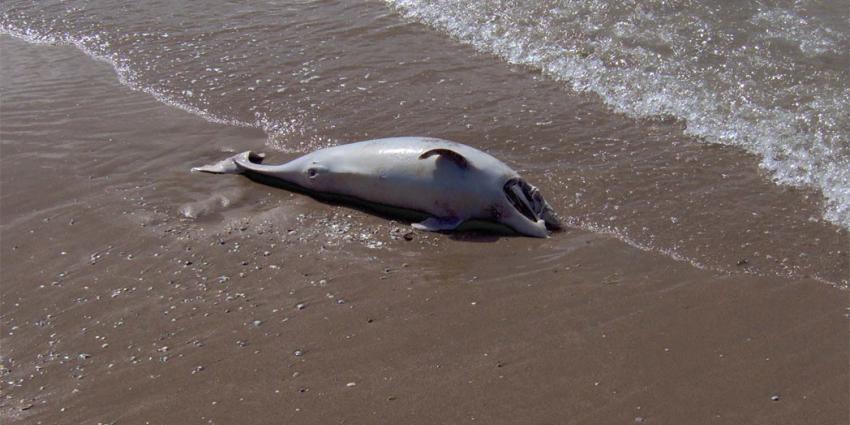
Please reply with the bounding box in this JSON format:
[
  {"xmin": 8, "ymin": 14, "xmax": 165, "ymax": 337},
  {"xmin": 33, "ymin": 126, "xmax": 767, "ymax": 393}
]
[{"xmin": 192, "ymin": 137, "xmax": 562, "ymax": 237}]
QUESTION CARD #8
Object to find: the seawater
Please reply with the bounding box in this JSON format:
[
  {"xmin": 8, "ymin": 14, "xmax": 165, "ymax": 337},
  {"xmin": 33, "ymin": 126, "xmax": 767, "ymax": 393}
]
[
  {"xmin": 1, "ymin": 0, "xmax": 847, "ymax": 284},
  {"xmin": 386, "ymin": 0, "xmax": 850, "ymax": 229}
]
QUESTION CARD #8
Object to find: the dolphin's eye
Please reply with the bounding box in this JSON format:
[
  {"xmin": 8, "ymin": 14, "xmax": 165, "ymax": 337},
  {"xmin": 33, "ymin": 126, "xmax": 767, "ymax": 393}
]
[{"xmin": 307, "ymin": 168, "xmax": 318, "ymax": 178}]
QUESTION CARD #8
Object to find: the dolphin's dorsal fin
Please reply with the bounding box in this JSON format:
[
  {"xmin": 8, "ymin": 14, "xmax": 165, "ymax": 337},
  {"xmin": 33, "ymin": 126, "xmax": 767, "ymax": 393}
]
[{"xmin": 419, "ymin": 148, "xmax": 469, "ymax": 170}]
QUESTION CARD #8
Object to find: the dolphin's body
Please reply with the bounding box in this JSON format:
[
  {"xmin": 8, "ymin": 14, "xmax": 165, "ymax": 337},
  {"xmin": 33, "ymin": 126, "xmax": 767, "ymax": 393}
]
[{"xmin": 193, "ymin": 137, "xmax": 561, "ymax": 237}]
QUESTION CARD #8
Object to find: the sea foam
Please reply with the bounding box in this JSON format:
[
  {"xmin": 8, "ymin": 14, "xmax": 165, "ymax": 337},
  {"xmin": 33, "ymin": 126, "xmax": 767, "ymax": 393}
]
[{"xmin": 386, "ymin": 0, "xmax": 850, "ymax": 229}]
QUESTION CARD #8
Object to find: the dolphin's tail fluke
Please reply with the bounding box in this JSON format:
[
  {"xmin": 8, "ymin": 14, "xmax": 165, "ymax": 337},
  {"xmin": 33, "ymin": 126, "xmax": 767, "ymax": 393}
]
[{"xmin": 191, "ymin": 151, "xmax": 266, "ymax": 174}]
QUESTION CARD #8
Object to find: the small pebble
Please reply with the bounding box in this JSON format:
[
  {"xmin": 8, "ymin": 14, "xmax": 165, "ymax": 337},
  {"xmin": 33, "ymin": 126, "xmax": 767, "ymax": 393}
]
[
  {"xmin": 346, "ymin": 382, "xmax": 356, "ymax": 387},
  {"xmin": 294, "ymin": 349, "xmax": 304, "ymax": 357},
  {"xmin": 296, "ymin": 303, "xmax": 306, "ymax": 310},
  {"xmin": 771, "ymin": 394, "xmax": 780, "ymax": 401}
]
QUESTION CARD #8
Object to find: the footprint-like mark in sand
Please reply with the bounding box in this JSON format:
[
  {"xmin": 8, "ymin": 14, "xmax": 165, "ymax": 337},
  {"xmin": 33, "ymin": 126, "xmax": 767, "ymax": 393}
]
[{"xmin": 179, "ymin": 188, "xmax": 244, "ymax": 219}]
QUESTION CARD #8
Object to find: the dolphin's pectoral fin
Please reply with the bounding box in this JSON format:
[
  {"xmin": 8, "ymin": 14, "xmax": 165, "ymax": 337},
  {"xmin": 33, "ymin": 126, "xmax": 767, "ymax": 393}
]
[
  {"xmin": 192, "ymin": 151, "xmax": 265, "ymax": 174},
  {"xmin": 412, "ymin": 216, "xmax": 464, "ymax": 232},
  {"xmin": 418, "ymin": 149, "xmax": 469, "ymax": 170}
]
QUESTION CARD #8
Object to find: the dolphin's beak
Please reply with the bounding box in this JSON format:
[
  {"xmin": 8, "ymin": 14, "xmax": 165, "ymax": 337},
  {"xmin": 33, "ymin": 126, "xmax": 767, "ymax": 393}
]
[
  {"xmin": 191, "ymin": 151, "xmax": 310, "ymax": 187},
  {"xmin": 191, "ymin": 151, "xmax": 266, "ymax": 174}
]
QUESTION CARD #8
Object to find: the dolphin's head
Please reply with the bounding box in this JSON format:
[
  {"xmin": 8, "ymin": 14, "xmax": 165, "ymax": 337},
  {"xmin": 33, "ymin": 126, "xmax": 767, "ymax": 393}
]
[
  {"xmin": 499, "ymin": 177, "xmax": 562, "ymax": 237},
  {"xmin": 197, "ymin": 150, "xmax": 333, "ymax": 192},
  {"xmin": 298, "ymin": 158, "xmax": 332, "ymax": 190},
  {"xmin": 259, "ymin": 153, "xmax": 335, "ymax": 190}
]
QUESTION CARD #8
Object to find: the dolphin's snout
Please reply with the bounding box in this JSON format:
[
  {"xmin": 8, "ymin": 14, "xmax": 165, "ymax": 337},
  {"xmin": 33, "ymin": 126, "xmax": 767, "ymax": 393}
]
[{"xmin": 192, "ymin": 151, "xmax": 263, "ymax": 174}]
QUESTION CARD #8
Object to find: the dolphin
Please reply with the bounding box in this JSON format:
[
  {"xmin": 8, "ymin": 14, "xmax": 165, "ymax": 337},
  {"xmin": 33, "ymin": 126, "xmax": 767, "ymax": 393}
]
[{"xmin": 192, "ymin": 137, "xmax": 561, "ymax": 237}]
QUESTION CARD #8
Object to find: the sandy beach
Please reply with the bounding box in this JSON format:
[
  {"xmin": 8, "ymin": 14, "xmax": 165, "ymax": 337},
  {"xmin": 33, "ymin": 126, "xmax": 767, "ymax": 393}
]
[{"xmin": 1, "ymin": 34, "xmax": 848, "ymax": 425}]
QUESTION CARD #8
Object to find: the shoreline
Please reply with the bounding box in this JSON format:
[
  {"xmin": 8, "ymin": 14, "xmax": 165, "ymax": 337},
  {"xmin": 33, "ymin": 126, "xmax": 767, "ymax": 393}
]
[
  {"xmin": 2, "ymin": 30, "xmax": 847, "ymax": 287},
  {"xmin": 1, "ymin": 35, "xmax": 848, "ymax": 425}
]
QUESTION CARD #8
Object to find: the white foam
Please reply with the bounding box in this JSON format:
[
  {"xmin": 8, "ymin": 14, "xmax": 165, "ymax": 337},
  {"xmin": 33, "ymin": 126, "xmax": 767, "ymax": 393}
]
[
  {"xmin": 386, "ymin": 0, "xmax": 850, "ymax": 230},
  {"xmin": 0, "ymin": 24, "xmax": 306, "ymax": 151}
]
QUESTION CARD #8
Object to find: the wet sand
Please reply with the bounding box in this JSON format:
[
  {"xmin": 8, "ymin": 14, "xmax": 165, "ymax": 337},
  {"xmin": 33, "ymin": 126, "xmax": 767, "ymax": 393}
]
[{"xmin": 1, "ymin": 35, "xmax": 848, "ymax": 425}]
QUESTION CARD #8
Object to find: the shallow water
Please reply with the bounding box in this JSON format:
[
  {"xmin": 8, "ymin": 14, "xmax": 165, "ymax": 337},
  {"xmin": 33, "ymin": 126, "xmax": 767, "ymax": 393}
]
[
  {"xmin": 1, "ymin": 20, "xmax": 848, "ymax": 425},
  {"xmin": 389, "ymin": 0, "xmax": 850, "ymax": 227},
  {"xmin": 1, "ymin": 0, "xmax": 847, "ymax": 285}
]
